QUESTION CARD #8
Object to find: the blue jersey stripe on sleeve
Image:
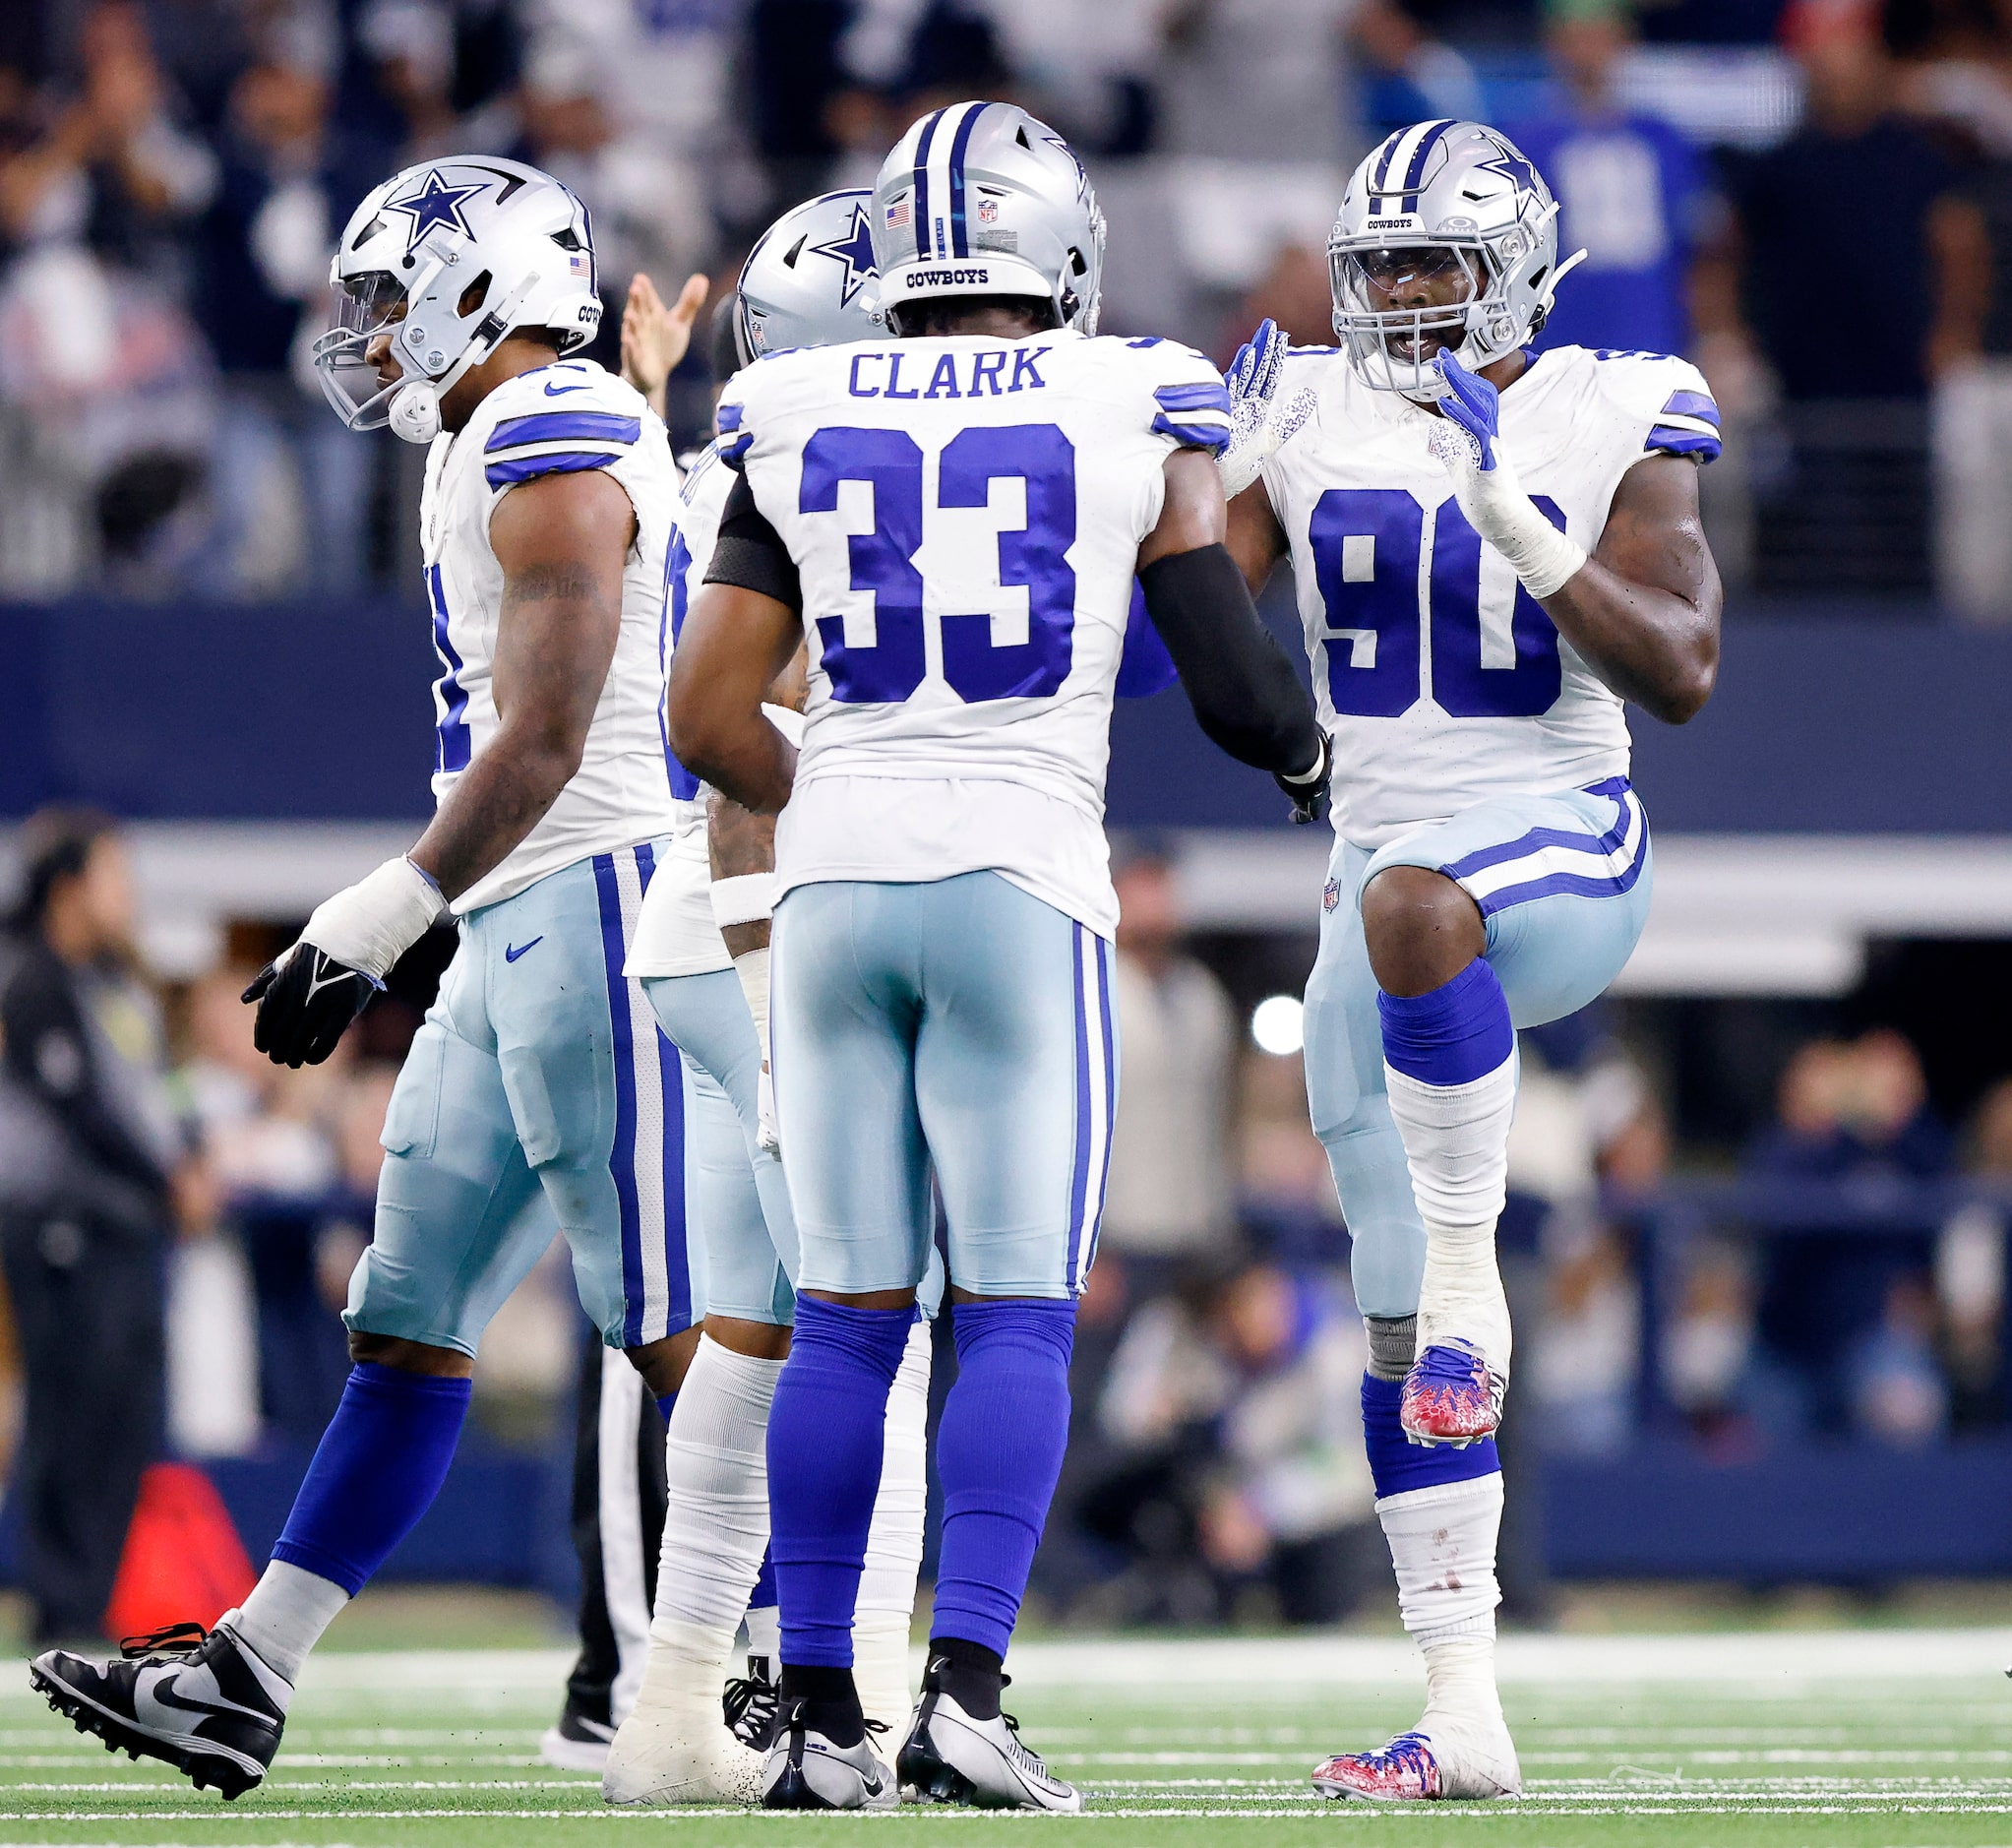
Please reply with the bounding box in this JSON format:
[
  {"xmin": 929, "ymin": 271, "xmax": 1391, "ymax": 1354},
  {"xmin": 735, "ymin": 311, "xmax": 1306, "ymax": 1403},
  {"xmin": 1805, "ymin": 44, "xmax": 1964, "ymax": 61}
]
[
  {"xmin": 487, "ymin": 410, "xmax": 640, "ymax": 452},
  {"xmin": 1151, "ymin": 412, "xmax": 1231, "ymax": 453},
  {"xmin": 484, "ymin": 449, "xmax": 622, "ymax": 488},
  {"xmin": 1645, "ymin": 424, "xmax": 1723, "ymax": 461},
  {"xmin": 1659, "ymin": 389, "xmax": 1720, "ymax": 428},
  {"xmin": 1153, "ymin": 381, "xmax": 1232, "ymax": 415}
]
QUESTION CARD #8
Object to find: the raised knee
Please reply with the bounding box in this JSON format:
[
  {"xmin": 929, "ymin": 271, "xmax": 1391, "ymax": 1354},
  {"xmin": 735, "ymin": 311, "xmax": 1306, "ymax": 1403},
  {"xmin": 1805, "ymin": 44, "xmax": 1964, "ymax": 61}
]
[{"xmin": 1361, "ymin": 866, "xmax": 1485, "ymax": 999}]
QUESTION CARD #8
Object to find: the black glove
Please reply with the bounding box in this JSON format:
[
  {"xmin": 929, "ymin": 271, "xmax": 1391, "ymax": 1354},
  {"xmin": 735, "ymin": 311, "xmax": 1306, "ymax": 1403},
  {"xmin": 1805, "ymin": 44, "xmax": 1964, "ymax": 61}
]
[
  {"xmin": 1275, "ymin": 730, "xmax": 1333, "ymax": 827},
  {"xmin": 243, "ymin": 945, "xmax": 377, "ymax": 1069}
]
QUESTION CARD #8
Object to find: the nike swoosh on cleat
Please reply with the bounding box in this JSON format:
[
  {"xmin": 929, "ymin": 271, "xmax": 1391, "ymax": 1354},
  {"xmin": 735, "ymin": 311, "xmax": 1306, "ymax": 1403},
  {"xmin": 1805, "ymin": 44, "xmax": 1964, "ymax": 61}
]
[{"xmin": 504, "ymin": 937, "xmax": 543, "ymax": 962}]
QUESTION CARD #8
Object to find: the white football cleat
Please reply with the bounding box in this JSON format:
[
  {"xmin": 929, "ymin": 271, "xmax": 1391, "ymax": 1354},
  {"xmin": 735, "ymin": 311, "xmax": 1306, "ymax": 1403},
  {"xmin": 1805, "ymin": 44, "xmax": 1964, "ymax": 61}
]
[
  {"xmin": 761, "ymin": 1702, "xmax": 897, "ymax": 1811},
  {"xmin": 897, "ymin": 1674, "xmax": 1082, "ymax": 1813},
  {"xmin": 1313, "ymin": 1713, "xmax": 1519, "ymax": 1803},
  {"xmin": 601, "ymin": 1702, "xmax": 763, "ymax": 1807}
]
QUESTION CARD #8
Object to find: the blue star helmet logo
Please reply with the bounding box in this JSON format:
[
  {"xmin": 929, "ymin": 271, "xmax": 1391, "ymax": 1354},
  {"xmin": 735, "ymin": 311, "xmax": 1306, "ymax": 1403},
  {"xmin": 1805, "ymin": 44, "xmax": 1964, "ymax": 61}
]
[
  {"xmin": 383, "ymin": 169, "xmax": 488, "ymax": 255},
  {"xmin": 1475, "ymin": 149, "xmax": 1541, "ymax": 202},
  {"xmin": 808, "ymin": 203, "xmax": 877, "ymax": 308}
]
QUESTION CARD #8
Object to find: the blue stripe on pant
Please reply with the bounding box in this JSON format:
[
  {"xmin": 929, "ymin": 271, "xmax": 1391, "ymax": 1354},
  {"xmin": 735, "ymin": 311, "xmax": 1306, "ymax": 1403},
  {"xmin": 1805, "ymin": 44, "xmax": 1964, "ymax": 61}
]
[{"xmin": 348, "ymin": 842, "xmax": 701, "ymax": 1356}]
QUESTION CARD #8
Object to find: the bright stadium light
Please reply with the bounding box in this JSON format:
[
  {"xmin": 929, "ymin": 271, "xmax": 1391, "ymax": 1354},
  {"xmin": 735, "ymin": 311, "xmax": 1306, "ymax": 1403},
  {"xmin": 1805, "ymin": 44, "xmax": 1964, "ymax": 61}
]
[{"xmin": 1250, "ymin": 994, "xmax": 1305, "ymax": 1056}]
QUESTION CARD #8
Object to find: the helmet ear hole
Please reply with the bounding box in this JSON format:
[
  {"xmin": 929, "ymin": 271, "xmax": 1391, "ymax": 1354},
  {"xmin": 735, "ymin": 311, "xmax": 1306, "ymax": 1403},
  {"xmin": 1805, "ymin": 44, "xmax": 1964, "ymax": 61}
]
[
  {"xmin": 1069, "ymin": 248, "xmax": 1086, "ymax": 277},
  {"xmin": 457, "ymin": 270, "xmax": 492, "ymax": 318}
]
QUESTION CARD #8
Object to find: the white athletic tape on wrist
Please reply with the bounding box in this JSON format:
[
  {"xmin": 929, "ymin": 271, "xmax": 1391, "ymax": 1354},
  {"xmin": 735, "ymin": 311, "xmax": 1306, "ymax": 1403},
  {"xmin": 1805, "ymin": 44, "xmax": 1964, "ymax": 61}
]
[
  {"xmin": 1430, "ymin": 424, "xmax": 1589, "ymax": 599},
  {"xmin": 300, "ymin": 855, "xmax": 446, "ymax": 983},
  {"xmin": 710, "ymin": 873, "xmax": 777, "ymax": 931},
  {"xmin": 730, "ymin": 945, "xmax": 770, "ymax": 1049}
]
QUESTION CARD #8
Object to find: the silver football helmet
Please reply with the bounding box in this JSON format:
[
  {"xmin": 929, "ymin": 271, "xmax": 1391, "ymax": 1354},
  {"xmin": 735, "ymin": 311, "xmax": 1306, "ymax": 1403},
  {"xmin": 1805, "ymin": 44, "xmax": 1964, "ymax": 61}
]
[
  {"xmin": 1328, "ymin": 119, "xmax": 1585, "ymax": 402},
  {"xmin": 314, "ymin": 154, "xmax": 603, "ymax": 444},
  {"xmin": 734, "ymin": 189, "xmax": 888, "ymax": 364},
  {"xmin": 871, "ymin": 100, "xmax": 1105, "ymax": 337}
]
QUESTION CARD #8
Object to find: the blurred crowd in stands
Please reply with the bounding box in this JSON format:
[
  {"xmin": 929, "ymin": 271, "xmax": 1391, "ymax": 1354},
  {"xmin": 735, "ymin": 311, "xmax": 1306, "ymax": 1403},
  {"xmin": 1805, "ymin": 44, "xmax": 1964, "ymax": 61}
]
[{"xmin": 8, "ymin": 0, "xmax": 2012, "ymax": 611}]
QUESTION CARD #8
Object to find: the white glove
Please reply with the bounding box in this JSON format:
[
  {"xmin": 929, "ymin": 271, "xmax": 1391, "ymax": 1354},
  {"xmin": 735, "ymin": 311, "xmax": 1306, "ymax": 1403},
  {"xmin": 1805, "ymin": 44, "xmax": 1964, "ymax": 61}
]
[
  {"xmin": 1217, "ymin": 318, "xmax": 1317, "ymax": 500},
  {"xmin": 299, "ymin": 856, "xmax": 446, "ymax": 983},
  {"xmin": 730, "ymin": 944, "xmax": 780, "ymax": 1158},
  {"xmin": 1425, "ymin": 348, "xmax": 1587, "ymax": 599}
]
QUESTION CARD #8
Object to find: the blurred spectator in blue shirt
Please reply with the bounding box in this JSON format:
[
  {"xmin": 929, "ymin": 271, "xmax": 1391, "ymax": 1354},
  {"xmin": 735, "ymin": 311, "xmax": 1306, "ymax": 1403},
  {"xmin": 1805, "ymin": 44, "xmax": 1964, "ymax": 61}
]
[
  {"xmin": 1353, "ymin": 0, "xmax": 1485, "ymax": 148},
  {"xmin": 1513, "ymin": 0, "xmax": 1712, "ymax": 357}
]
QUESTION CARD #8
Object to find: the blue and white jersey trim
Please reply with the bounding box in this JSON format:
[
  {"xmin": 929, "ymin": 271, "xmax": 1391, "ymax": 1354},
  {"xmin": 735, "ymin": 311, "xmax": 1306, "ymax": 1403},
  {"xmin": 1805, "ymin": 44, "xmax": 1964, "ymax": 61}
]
[
  {"xmin": 1645, "ymin": 388, "xmax": 1722, "ymax": 463},
  {"xmin": 1151, "ymin": 379, "xmax": 1233, "ymax": 454},
  {"xmin": 713, "ymin": 401, "xmax": 751, "ymax": 469},
  {"xmin": 482, "ymin": 406, "xmax": 640, "ymax": 490},
  {"xmin": 1439, "ymin": 777, "xmax": 1648, "ymax": 918}
]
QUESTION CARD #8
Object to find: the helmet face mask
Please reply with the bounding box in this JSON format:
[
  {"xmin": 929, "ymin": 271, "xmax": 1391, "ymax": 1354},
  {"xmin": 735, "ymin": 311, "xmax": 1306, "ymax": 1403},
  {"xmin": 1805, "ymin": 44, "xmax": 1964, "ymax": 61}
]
[
  {"xmin": 1327, "ymin": 120, "xmax": 1578, "ymax": 403},
  {"xmin": 315, "ymin": 156, "xmax": 603, "ymax": 443}
]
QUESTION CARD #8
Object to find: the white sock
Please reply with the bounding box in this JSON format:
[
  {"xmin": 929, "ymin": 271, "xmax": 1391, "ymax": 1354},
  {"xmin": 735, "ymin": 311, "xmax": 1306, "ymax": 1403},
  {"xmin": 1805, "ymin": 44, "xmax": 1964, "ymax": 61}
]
[
  {"xmin": 637, "ymin": 1336, "xmax": 783, "ymax": 1719},
  {"xmin": 1422, "ymin": 1633, "xmax": 1508, "ymax": 1736},
  {"xmin": 853, "ymin": 1318, "xmax": 931, "ymax": 1739},
  {"xmin": 230, "ymin": 1560, "xmax": 349, "ymax": 1692},
  {"xmin": 1377, "ymin": 1472, "xmax": 1502, "ymax": 1650},
  {"xmin": 1383, "ymin": 1050, "xmax": 1518, "ymax": 1373},
  {"xmin": 744, "ymin": 1603, "xmax": 779, "ymax": 1673}
]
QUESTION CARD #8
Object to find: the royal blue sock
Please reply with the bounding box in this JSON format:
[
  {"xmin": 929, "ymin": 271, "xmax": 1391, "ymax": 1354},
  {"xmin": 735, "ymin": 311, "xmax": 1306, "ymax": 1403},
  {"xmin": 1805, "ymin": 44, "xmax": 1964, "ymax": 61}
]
[
  {"xmin": 272, "ymin": 1363, "xmax": 471, "ymax": 1595},
  {"xmin": 768, "ymin": 1296, "xmax": 913, "ymax": 1667},
  {"xmin": 1377, "ymin": 955, "xmax": 1512, "ymax": 1085},
  {"xmin": 750, "ymin": 1548, "xmax": 777, "ymax": 1608},
  {"xmin": 932, "ymin": 1299, "xmax": 1076, "ymax": 1660},
  {"xmin": 656, "ymin": 1390, "xmax": 676, "ymax": 1425},
  {"xmin": 1361, "ymin": 1372, "xmax": 1497, "ymax": 1499}
]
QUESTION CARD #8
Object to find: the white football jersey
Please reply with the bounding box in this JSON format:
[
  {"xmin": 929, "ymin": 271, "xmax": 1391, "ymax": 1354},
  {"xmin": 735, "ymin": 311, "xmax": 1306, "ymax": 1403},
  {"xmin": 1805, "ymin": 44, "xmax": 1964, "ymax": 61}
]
[
  {"xmin": 626, "ymin": 437, "xmax": 737, "ymax": 979},
  {"xmin": 420, "ymin": 356, "xmax": 684, "ymax": 913},
  {"xmin": 721, "ymin": 329, "xmax": 1230, "ymax": 938},
  {"xmin": 1261, "ymin": 343, "xmax": 1721, "ymax": 849}
]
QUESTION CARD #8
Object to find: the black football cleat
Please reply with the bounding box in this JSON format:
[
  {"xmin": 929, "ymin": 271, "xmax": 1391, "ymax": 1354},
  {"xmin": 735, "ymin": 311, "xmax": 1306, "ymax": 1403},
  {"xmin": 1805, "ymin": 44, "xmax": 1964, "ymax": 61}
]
[
  {"xmin": 30, "ymin": 1618, "xmax": 288, "ymax": 1799},
  {"xmin": 723, "ymin": 1653, "xmax": 782, "ymax": 1752}
]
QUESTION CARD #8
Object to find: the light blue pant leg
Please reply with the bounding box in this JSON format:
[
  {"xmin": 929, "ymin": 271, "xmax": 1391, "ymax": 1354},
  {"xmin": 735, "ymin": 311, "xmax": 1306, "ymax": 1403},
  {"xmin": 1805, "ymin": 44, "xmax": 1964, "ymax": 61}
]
[
  {"xmin": 644, "ymin": 969, "xmax": 795, "ymax": 1326},
  {"xmin": 1304, "ymin": 842, "xmax": 1428, "ymax": 1321},
  {"xmin": 771, "ymin": 882, "xmax": 936, "ymax": 1297},
  {"xmin": 347, "ymin": 844, "xmax": 701, "ymax": 1355},
  {"xmin": 772, "ymin": 873, "xmax": 1113, "ymax": 1301}
]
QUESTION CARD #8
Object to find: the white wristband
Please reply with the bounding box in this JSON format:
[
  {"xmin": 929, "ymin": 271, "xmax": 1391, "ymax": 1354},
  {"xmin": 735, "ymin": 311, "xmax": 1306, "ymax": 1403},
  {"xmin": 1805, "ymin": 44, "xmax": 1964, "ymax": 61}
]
[
  {"xmin": 710, "ymin": 873, "xmax": 777, "ymax": 931},
  {"xmin": 1489, "ymin": 501, "xmax": 1589, "ymax": 600},
  {"xmin": 300, "ymin": 855, "xmax": 447, "ymax": 983}
]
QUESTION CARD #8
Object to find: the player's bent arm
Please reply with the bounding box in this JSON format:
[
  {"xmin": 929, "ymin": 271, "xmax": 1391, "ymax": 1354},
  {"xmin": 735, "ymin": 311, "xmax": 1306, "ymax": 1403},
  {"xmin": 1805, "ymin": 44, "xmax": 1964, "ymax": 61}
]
[
  {"xmin": 1547, "ymin": 454, "xmax": 1722, "ymax": 726},
  {"xmin": 1225, "ymin": 479, "xmax": 1290, "ymax": 598},
  {"xmin": 1138, "ymin": 449, "xmax": 1325, "ymax": 792},
  {"xmin": 666, "ymin": 583, "xmax": 803, "ymax": 814},
  {"xmin": 408, "ymin": 469, "xmax": 638, "ymax": 899}
]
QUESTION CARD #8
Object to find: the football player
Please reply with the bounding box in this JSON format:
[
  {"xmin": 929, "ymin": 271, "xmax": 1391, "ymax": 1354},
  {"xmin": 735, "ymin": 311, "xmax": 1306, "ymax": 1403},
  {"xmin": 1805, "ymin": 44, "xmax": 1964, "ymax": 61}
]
[
  {"xmin": 31, "ymin": 157, "xmax": 698, "ymax": 1797},
  {"xmin": 665, "ymin": 100, "xmax": 1327, "ymax": 1812},
  {"xmin": 606, "ymin": 188, "xmax": 939, "ymax": 1806},
  {"xmin": 1219, "ymin": 119, "xmax": 1721, "ymax": 1801}
]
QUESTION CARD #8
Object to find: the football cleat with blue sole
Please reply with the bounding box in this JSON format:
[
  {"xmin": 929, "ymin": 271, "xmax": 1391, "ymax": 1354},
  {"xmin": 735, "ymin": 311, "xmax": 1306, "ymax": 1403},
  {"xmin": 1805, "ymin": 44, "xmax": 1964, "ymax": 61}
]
[
  {"xmin": 30, "ymin": 1619, "xmax": 288, "ymax": 1800},
  {"xmin": 1401, "ymin": 1339, "xmax": 1506, "ymax": 1447}
]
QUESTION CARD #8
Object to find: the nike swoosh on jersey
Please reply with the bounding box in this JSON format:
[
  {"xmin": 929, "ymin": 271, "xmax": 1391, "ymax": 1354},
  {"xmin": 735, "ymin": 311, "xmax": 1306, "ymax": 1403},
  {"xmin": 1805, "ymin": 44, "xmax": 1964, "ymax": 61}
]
[
  {"xmin": 504, "ymin": 937, "xmax": 544, "ymax": 962},
  {"xmin": 543, "ymin": 381, "xmax": 589, "ymax": 396}
]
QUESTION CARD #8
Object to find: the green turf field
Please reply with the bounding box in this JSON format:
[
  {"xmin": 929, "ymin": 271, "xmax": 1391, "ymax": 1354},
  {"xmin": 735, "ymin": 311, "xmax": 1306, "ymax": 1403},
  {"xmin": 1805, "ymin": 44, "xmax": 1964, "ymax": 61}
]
[{"xmin": 5, "ymin": 1628, "xmax": 2011, "ymax": 1846}]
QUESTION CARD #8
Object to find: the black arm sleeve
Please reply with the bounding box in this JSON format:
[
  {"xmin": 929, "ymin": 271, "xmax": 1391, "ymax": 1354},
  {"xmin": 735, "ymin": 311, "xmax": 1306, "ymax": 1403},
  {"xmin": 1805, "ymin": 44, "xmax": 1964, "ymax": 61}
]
[
  {"xmin": 703, "ymin": 473, "xmax": 803, "ymax": 615},
  {"xmin": 1138, "ymin": 543, "xmax": 1322, "ymax": 777}
]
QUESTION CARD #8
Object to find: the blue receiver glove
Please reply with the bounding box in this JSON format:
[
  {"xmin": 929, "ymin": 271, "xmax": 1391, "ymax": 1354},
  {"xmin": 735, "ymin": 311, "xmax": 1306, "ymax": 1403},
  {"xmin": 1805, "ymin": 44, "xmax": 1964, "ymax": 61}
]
[{"xmin": 1433, "ymin": 348, "xmax": 1500, "ymax": 471}]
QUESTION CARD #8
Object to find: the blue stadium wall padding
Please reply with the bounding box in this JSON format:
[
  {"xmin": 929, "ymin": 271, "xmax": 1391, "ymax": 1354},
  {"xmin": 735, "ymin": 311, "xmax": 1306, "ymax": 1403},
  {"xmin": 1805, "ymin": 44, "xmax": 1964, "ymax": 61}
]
[
  {"xmin": 1542, "ymin": 1439, "xmax": 2012, "ymax": 1579},
  {"xmin": 0, "ymin": 601, "xmax": 2008, "ymax": 833}
]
